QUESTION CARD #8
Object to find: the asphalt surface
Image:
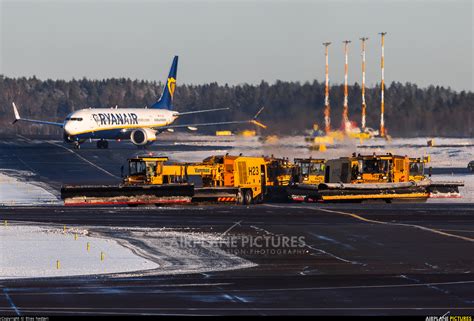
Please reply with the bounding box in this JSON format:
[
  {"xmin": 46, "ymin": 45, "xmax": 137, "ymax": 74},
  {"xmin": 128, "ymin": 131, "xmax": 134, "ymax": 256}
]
[{"xmin": 0, "ymin": 136, "xmax": 473, "ymax": 315}]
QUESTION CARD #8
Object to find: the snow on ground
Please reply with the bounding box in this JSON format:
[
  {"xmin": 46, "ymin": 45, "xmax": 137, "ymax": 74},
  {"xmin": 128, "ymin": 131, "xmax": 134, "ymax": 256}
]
[
  {"xmin": 0, "ymin": 224, "xmax": 257, "ymax": 280},
  {"xmin": 99, "ymin": 227, "xmax": 257, "ymax": 276},
  {"xmin": 0, "ymin": 224, "xmax": 159, "ymax": 279},
  {"xmin": 0, "ymin": 170, "xmax": 60, "ymax": 206}
]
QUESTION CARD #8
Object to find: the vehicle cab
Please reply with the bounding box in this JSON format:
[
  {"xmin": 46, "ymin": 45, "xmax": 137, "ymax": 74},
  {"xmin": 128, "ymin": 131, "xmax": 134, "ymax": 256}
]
[
  {"xmin": 409, "ymin": 156, "xmax": 430, "ymax": 181},
  {"xmin": 293, "ymin": 158, "xmax": 326, "ymax": 185}
]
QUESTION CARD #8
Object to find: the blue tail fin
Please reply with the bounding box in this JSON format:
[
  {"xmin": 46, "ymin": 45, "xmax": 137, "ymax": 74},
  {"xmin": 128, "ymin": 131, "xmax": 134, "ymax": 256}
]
[{"xmin": 151, "ymin": 56, "xmax": 178, "ymax": 109}]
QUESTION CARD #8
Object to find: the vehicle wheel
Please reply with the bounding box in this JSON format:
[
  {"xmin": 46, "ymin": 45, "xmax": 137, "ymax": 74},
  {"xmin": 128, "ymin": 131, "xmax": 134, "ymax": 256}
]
[
  {"xmin": 74, "ymin": 142, "xmax": 80, "ymax": 149},
  {"xmin": 236, "ymin": 189, "xmax": 245, "ymax": 205},
  {"xmin": 244, "ymin": 189, "xmax": 253, "ymax": 205}
]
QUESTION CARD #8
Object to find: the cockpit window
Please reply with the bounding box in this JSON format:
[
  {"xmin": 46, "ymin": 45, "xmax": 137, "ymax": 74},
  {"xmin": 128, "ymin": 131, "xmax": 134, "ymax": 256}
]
[{"xmin": 65, "ymin": 117, "xmax": 83, "ymax": 121}]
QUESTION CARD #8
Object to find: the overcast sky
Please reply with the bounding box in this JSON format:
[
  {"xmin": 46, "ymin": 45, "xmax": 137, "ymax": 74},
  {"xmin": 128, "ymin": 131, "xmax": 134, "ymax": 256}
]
[{"xmin": 1, "ymin": 0, "xmax": 472, "ymax": 91}]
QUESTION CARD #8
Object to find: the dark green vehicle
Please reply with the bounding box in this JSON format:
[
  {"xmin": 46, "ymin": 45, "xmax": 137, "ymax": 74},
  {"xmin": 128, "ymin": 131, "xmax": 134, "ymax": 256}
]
[{"xmin": 468, "ymin": 161, "xmax": 474, "ymax": 172}]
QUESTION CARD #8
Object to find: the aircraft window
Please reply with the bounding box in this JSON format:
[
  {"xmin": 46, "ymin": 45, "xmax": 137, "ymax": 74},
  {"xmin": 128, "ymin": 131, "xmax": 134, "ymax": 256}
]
[{"xmin": 67, "ymin": 117, "xmax": 83, "ymax": 121}]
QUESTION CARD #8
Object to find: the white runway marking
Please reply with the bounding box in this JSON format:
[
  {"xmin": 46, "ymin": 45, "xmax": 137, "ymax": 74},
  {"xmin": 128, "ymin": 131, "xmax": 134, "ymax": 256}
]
[
  {"xmin": 249, "ymin": 225, "xmax": 362, "ymax": 265},
  {"xmin": 2, "ymin": 289, "xmax": 21, "ymax": 316},
  {"xmin": 16, "ymin": 134, "xmax": 119, "ymax": 179},
  {"xmin": 219, "ymin": 220, "xmax": 242, "ymax": 238},
  {"xmin": 48, "ymin": 142, "xmax": 120, "ymax": 179}
]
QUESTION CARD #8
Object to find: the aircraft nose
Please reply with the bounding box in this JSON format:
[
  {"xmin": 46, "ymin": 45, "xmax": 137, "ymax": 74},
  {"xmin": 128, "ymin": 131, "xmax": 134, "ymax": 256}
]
[{"xmin": 63, "ymin": 122, "xmax": 72, "ymax": 135}]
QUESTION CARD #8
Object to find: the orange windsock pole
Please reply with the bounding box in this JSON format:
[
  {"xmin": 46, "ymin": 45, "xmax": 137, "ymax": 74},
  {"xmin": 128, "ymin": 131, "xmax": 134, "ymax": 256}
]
[
  {"xmin": 379, "ymin": 32, "xmax": 387, "ymax": 137},
  {"xmin": 323, "ymin": 42, "xmax": 331, "ymax": 134},
  {"xmin": 342, "ymin": 40, "xmax": 351, "ymax": 133},
  {"xmin": 360, "ymin": 37, "xmax": 368, "ymax": 131}
]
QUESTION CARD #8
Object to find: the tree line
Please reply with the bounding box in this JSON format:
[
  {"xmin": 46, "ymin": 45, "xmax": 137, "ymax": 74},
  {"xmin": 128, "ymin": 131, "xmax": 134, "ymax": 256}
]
[{"xmin": 0, "ymin": 75, "xmax": 472, "ymax": 137}]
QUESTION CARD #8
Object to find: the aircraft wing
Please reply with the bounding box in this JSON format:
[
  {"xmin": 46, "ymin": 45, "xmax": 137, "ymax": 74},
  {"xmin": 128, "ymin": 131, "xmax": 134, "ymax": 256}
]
[
  {"xmin": 12, "ymin": 102, "xmax": 63, "ymax": 127},
  {"xmin": 159, "ymin": 107, "xmax": 267, "ymax": 131},
  {"xmin": 159, "ymin": 119, "xmax": 266, "ymax": 131},
  {"xmin": 175, "ymin": 107, "xmax": 229, "ymax": 116}
]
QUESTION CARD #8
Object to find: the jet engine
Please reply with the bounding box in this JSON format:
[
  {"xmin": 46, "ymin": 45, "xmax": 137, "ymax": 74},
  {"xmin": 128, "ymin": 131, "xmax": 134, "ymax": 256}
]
[{"xmin": 130, "ymin": 128, "xmax": 157, "ymax": 146}]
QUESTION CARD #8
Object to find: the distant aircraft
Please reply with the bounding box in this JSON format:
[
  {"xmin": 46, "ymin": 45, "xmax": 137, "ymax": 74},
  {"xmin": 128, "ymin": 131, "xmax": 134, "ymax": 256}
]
[{"xmin": 12, "ymin": 56, "xmax": 265, "ymax": 149}]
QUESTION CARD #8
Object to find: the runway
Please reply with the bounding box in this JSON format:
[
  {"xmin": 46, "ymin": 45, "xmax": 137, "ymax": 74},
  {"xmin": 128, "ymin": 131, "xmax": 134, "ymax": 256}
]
[
  {"xmin": 0, "ymin": 136, "xmax": 473, "ymax": 315},
  {"xmin": 1, "ymin": 204, "xmax": 474, "ymax": 315}
]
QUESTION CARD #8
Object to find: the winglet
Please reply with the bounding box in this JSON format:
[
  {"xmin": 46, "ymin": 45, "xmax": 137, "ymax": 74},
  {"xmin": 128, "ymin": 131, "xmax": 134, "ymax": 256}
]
[
  {"xmin": 251, "ymin": 106, "xmax": 267, "ymax": 129},
  {"xmin": 253, "ymin": 106, "xmax": 265, "ymax": 120},
  {"xmin": 12, "ymin": 102, "xmax": 20, "ymax": 124}
]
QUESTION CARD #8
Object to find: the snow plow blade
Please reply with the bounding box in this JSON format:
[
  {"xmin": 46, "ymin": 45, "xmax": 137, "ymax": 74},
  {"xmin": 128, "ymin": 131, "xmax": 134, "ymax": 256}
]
[
  {"xmin": 287, "ymin": 179, "xmax": 463, "ymax": 203},
  {"xmin": 316, "ymin": 186, "xmax": 430, "ymax": 202},
  {"xmin": 289, "ymin": 183, "xmax": 429, "ymax": 203},
  {"xmin": 61, "ymin": 184, "xmax": 194, "ymax": 206},
  {"xmin": 427, "ymin": 180, "xmax": 464, "ymax": 198}
]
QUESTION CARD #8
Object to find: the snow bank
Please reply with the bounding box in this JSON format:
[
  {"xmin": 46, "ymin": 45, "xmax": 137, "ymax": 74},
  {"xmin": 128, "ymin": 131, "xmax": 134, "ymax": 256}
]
[
  {"xmin": 0, "ymin": 171, "xmax": 60, "ymax": 206},
  {"xmin": 0, "ymin": 224, "xmax": 159, "ymax": 279}
]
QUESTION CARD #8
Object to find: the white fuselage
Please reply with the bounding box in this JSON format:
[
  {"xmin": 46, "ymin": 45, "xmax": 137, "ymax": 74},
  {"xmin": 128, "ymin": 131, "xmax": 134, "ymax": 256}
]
[{"xmin": 63, "ymin": 108, "xmax": 178, "ymax": 141}]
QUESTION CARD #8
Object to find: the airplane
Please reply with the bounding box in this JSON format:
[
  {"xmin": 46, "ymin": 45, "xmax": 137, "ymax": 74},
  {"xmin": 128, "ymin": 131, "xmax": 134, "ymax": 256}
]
[{"xmin": 12, "ymin": 56, "xmax": 266, "ymax": 149}]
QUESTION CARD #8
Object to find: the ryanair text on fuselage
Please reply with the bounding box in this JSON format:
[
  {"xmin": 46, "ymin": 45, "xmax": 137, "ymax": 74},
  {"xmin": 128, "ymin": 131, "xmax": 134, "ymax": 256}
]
[{"xmin": 93, "ymin": 113, "xmax": 139, "ymax": 126}]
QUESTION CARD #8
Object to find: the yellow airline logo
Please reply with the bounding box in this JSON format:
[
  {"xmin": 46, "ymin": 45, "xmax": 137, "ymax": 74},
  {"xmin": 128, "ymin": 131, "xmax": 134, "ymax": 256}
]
[{"xmin": 167, "ymin": 77, "xmax": 176, "ymax": 99}]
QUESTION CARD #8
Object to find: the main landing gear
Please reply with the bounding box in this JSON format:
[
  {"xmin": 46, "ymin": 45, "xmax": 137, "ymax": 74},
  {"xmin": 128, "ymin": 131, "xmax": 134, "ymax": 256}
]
[{"xmin": 97, "ymin": 139, "xmax": 109, "ymax": 149}]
